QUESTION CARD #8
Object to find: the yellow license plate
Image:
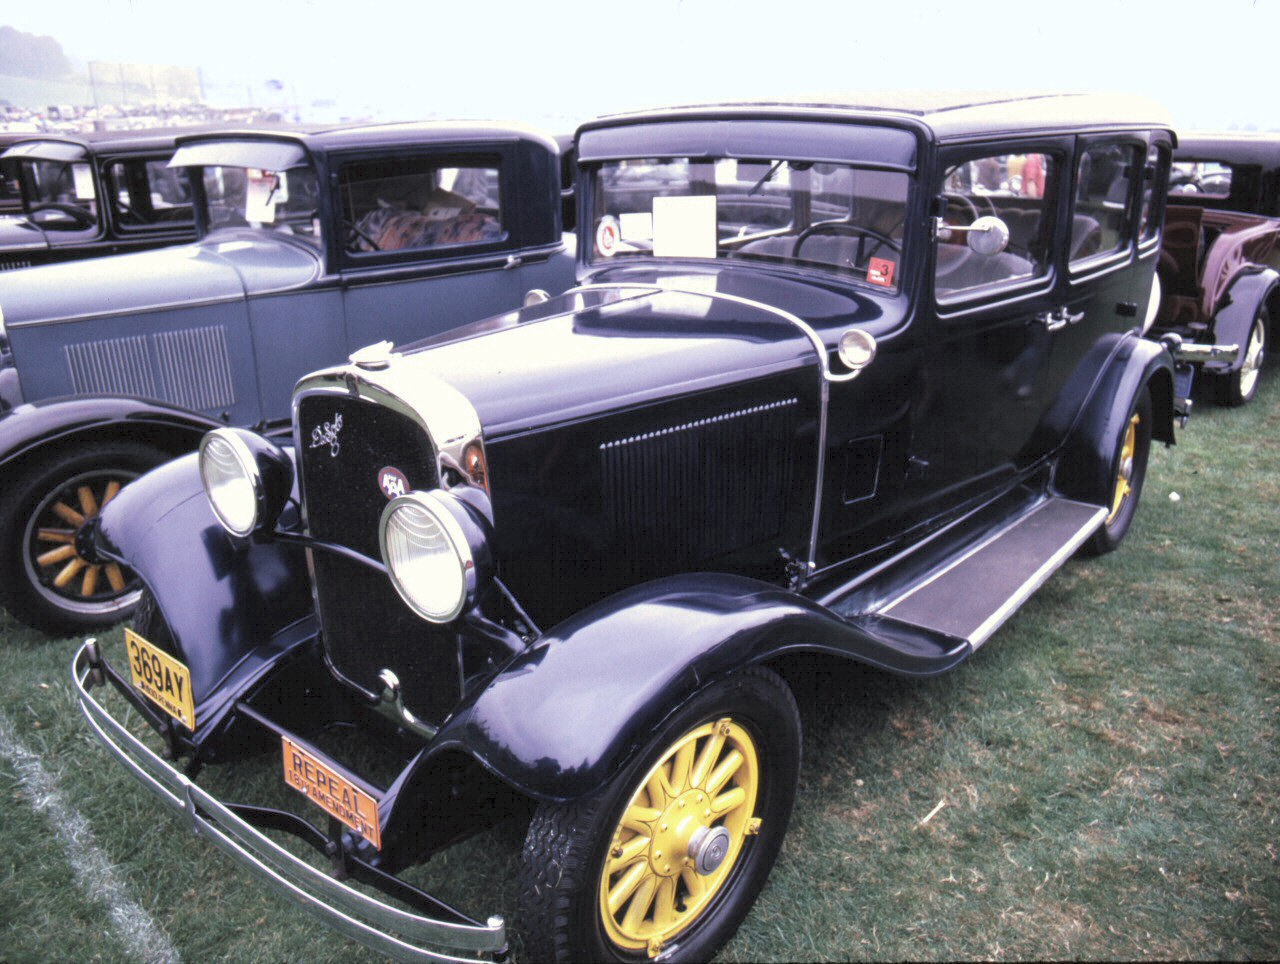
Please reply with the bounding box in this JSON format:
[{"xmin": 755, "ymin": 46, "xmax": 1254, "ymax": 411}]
[
  {"xmin": 124, "ymin": 628, "xmax": 195, "ymax": 730},
  {"xmin": 281, "ymin": 736, "xmax": 382, "ymax": 850}
]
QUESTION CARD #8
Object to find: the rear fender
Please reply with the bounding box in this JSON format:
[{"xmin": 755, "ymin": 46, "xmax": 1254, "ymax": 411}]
[
  {"xmin": 428, "ymin": 573, "xmax": 949, "ymax": 803},
  {"xmin": 93, "ymin": 452, "xmax": 313, "ymax": 713},
  {"xmin": 1054, "ymin": 334, "xmax": 1174, "ymax": 506},
  {"xmin": 0, "ymin": 394, "xmax": 223, "ymax": 470},
  {"xmin": 1205, "ymin": 267, "xmax": 1278, "ymax": 373}
]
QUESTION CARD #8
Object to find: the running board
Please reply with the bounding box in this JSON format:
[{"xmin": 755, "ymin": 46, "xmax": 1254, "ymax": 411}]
[{"xmin": 870, "ymin": 497, "xmax": 1105, "ymax": 649}]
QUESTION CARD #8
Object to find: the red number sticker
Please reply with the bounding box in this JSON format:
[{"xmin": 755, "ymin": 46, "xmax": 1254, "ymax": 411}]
[{"xmin": 867, "ymin": 257, "xmax": 895, "ymax": 287}]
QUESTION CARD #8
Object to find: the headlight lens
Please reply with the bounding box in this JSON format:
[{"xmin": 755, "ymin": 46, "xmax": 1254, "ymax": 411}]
[
  {"xmin": 199, "ymin": 429, "xmax": 261, "ymax": 537},
  {"xmin": 379, "ymin": 492, "xmax": 472, "ymax": 622}
]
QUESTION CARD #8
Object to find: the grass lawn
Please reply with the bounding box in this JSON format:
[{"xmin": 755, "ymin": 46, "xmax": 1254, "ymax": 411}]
[{"xmin": 2, "ymin": 366, "xmax": 1277, "ymax": 961}]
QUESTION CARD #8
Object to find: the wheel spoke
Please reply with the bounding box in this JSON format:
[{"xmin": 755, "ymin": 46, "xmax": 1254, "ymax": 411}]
[
  {"xmin": 705, "ymin": 749, "xmax": 744, "ymax": 798},
  {"xmin": 82, "ymin": 565, "xmax": 100, "ymax": 597},
  {"xmin": 52, "ymin": 502, "xmax": 85, "ymax": 526},
  {"xmin": 77, "ymin": 486, "xmax": 99, "ymax": 519},
  {"xmin": 608, "ymin": 835, "xmax": 651, "ymax": 874},
  {"xmin": 653, "ymin": 876, "xmax": 679, "ymax": 929},
  {"xmin": 621, "ymin": 874, "xmax": 658, "ymax": 933},
  {"xmin": 670, "ymin": 739, "xmax": 695, "ymax": 795},
  {"xmin": 681, "ymin": 866, "xmax": 708, "ymax": 903},
  {"xmin": 711, "ymin": 786, "xmax": 747, "ymax": 816},
  {"xmin": 646, "ymin": 767, "xmax": 671, "ymax": 808},
  {"xmin": 101, "ymin": 480, "xmax": 122, "ymax": 508},
  {"xmin": 623, "ymin": 804, "xmax": 661, "ymax": 833},
  {"xmin": 53, "ymin": 557, "xmax": 86, "ymax": 588},
  {"xmin": 105, "ymin": 564, "xmax": 127, "ymax": 593},
  {"xmin": 607, "ymin": 861, "xmax": 649, "ymax": 916},
  {"xmin": 37, "ymin": 527, "xmax": 76, "ymax": 545},
  {"xmin": 36, "ymin": 544, "xmax": 78, "ymax": 567},
  {"xmin": 690, "ymin": 732, "xmax": 725, "ymax": 789}
]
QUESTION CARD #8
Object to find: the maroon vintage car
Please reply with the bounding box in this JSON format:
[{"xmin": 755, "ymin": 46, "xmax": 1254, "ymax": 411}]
[{"xmin": 1151, "ymin": 132, "xmax": 1279, "ymax": 406}]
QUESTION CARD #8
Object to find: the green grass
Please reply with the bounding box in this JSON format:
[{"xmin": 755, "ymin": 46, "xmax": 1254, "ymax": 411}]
[{"xmin": 2, "ymin": 367, "xmax": 1277, "ymax": 962}]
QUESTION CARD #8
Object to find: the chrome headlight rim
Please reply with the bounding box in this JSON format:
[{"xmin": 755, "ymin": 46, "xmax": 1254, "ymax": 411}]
[
  {"xmin": 199, "ymin": 427, "xmax": 265, "ymax": 538},
  {"xmin": 378, "ymin": 489, "xmax": 478, "ymax": 624}
]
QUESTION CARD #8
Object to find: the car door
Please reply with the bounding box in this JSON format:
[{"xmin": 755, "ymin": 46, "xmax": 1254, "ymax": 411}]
[
  {"xmin": 1052, "ymin": 135, "xmax": 1151, "ymax": 378},
  {"xmin": 333, "ymin": 146, "xmax": 521, "ymax": 353},
  {"xmin": 909, "ymin": 138, "xmax": 1073, "ymax": 515}
]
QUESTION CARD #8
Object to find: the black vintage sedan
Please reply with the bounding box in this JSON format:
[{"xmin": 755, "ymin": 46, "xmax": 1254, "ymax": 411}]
[
  {"xmin": 75, "ymin": 93, "xmax": 1187, "ymax": 962},
  {"xmin": 0, "ymin": 128, "xmax": 203, "ymax": 271}
]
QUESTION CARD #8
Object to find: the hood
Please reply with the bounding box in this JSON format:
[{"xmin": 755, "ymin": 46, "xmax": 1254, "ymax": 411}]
[
  {"xmin": 400, "ymin": 264, "xmax": 892, "ymax": 438},
  {"xmin": 0, "ymin": 232, "xmax": 320, "ymax": 328},
  {"xmin": 0, "ymin": 215, "xmax": 52, "ymax": 254}
]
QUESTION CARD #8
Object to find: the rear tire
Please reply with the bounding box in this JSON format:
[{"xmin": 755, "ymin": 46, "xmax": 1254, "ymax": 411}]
[
  {"xmin": 0, "ymin": 440, "xmax": 167, "ymax": 635},
  {"xmin": 516, "ymin": 667, "xmax": 801, "ymax": 963},
  {"xmin": 1083, "ymin": 386, "xmax": 1152, "ymax": 556},
  {"xmin": 1218, "ymin": 307, "xmax": 1267, "ymax": 407}
]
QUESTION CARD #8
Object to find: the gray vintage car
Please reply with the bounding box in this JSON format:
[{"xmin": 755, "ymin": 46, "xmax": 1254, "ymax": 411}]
[{"xmin": 0, "ymin": 121, "xmax": 575, "ymax": 634}]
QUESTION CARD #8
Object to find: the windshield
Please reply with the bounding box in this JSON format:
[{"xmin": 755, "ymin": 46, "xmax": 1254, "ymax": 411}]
[
  {"xmin": 22, "ymin": 159, "xmax": 99, "ymax": 229},
  {"xmin": 200, "ymin": 163, "xmax": 321, "ymax": 245},
  {"xmin": 590, "ymin": 157, "xmax": 909, "ymax": 288}
]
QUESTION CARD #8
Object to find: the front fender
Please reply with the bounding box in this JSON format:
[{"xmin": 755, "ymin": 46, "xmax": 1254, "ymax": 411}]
[
  {"xmin": 93, "ymin": 452, "xmax": 313, "ymax": 710},
  {"xmin": 0, "ymin": 394, "xmax": 223, "ymax": 470},
  {"xmin": 430, "ymin": 573, "xmax": 962, "ymax": 803},
  {"xmin": 1205, "ymin": 267, "xmax": 1278, "ymax": 373}
]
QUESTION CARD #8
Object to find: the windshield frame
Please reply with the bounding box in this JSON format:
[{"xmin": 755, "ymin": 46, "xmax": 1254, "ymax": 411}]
[{"xmin": 584, "ymin": 153, "xmax": 915, "ymax": 292}]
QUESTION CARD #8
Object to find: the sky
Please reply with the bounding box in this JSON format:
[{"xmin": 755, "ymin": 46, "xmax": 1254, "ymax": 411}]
[{"xmin": 3, "ymin": 0, "xmax": 1279, "ymax": 131}]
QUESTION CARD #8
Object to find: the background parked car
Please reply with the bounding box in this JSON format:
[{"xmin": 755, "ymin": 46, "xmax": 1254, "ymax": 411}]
[
  {"xmin": 1150, "ymin": 132, "xmax": 1280, "ymax": 406},
  {"xmin": 75, "ymin": 92, "xmax": 1186, "ymax": 963},
  {"xmin": 0, "ymin": 128, "xmax": 211, "ymax": 271},
  {"xmin": 0, "ymin": 121, "xmax": 575, "ymax": 634}
]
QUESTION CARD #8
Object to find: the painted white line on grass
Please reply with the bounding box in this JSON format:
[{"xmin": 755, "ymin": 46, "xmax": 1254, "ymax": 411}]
[{"xmin": 0, "ymin": 712, "xmax": 180, "ymax": 964}]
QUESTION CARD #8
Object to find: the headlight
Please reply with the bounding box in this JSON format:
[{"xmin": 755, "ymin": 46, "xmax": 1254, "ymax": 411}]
[
  {"xmin": 379, "ymin": 490, "xmax": 491, "ymax": 623},
  {"xmin": 198, "ymin": 428, "xmax": 293, "ymax": 537}
]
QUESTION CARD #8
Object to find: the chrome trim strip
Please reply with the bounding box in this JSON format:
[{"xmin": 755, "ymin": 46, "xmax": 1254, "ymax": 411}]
[
  {"xmin": 71, "ymin": 642, "xmax": 506, "ymax": 963},
  {"xmin": 567, "ymin": 282, "xmax": 858, "ymax": 582}
]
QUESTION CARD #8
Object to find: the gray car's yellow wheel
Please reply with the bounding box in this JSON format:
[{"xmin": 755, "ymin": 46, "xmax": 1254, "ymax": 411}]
[
  {"xmin": 516, "ymin": 667, "xmax": 800, "ymax": 962},
  {"xmin": 0, "ymin": 440, "xmax": 166, "ymax": 635}
]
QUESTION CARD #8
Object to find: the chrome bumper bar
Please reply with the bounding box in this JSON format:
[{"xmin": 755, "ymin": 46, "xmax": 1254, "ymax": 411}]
[
  {"xmin": 72, "ymin": 641, "xmax": 507, "ymax": 963},
  {"xmin": 1159, "ymin": 332, "xmax": 1239, "ymax": 364}
]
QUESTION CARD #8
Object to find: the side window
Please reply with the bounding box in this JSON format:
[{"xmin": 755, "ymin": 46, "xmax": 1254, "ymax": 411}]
[
  {"xmin": 936, "ymin": 152, "xmax": 1054, "ymax": 298},
  {"xmin": 106, "ymin": 159, "xmax": 194, "ymax": 229},
  {"xmin": 1070, "ymin": 142, "xmax": 1137, "ymax": 265},
  {"xmin": 1169, "ymin": 159, "xmax": 1233, "ymax": 197},
  {"xmin": 338, "ymin": 156, "xmax": 506, "ymax": 256}
]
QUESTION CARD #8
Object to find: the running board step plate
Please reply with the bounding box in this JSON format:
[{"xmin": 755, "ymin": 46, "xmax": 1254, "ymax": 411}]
[{"xmin": 874, "ymin": 498, "xmax": 1106, "ymax": 649}]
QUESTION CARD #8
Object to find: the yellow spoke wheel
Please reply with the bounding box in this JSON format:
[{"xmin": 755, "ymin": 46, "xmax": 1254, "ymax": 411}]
[{"xmin": 598, "ymin": 718, "xmax": 759, "ymax": 953}]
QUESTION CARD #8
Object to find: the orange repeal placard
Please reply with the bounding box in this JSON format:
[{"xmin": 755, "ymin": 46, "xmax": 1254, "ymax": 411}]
[{"xmin": 281, "ymin": 736, "xmax": 382, "ymax": 850}]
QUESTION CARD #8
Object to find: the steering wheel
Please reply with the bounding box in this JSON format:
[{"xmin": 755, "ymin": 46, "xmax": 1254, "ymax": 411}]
[
  {"xmin": 792, "ymin": 221, "xmax": 902, "ymax": 265},
  {"xmin": 343, "ymin": 218, "xmax": 381, "ymax": 252},
  {"xmin": 29, "ymin": 203, "xmax": 97, "ymax": 229}
]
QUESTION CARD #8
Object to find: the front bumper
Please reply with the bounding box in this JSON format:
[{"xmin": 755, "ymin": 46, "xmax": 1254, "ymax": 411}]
[{"xmin": 72, "ymin": 640, "xmax": 508, "ymax": 963}]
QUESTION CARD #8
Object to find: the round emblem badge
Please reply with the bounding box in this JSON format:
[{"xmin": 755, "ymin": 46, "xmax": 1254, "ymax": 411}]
[
  {"xmin": 596, "ymin": 215, "xmax": 620, "ymax": 258},
  {"xmin": 377, "ymin": 466, "xmax": 410, "ymax": 500}
]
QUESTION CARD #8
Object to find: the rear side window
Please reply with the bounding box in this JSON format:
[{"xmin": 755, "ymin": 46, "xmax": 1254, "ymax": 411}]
[
  {"xmin": 1139, "ymin": 144, "xmax": 1165, "ymax": 243},
  {"xmin": 936, "ymin": 152, "xmax": 1054, "ymax": 298},
  {"xmin": 338, "ymin": 157, "xmax": 505, "ymax": 256},
  {"xmin": 106, "ymin": 159, "xmax": 194, "ymax": 230},
  {"xmin": 1071, "ymin": 143, "xmax": 1137, "ymax": 264},
  {"xmin": 1169, "ymin": 159, "xmax": 1232, "ymax": 197}
]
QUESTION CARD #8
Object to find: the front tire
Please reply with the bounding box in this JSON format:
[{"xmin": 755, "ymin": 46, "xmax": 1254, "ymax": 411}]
[
  {"xmin": 516, "ymin": 666, "xmax": 801, "ymax": 963},
  {"xmin": 1218, "ymin": 307, "xmax": 1267, "ymax": 407},
  {"xmin": 1083, "ymin": 385, "xmax": 1152, "ymax": 556},
  {"xmin": 0, "ymin": 440, "xmax": 167, "ymax": 635}
]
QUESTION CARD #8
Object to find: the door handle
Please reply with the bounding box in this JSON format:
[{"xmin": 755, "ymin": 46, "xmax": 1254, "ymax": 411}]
[{"xmin": 1036, "ymin": 311, "xmax": 1067, "ymax": 332}]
